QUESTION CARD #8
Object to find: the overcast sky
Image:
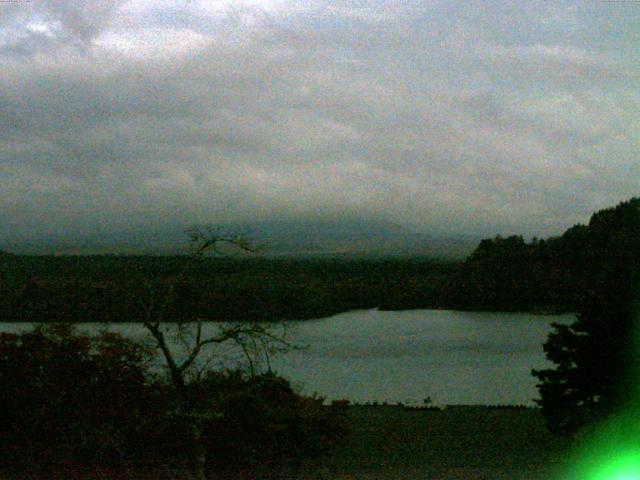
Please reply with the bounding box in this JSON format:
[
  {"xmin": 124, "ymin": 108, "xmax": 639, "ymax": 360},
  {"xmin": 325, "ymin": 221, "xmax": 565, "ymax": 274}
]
[{"xmin": 1, "ymin": 0, "xmax": 638, "ymax": 244}]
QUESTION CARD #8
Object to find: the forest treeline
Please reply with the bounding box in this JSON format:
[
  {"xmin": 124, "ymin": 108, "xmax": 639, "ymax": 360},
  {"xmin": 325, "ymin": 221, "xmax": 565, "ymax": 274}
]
[
  {"xmin": 441, "ymin": 197, "xmax": 640, "ymax": 312},
  {"xmin": 1, "ymin": 197, "xmax": 638, "ymax": 322},
  {"xmin": 0, "ymin": 255, "xmax": 456, "ymax": 323}
]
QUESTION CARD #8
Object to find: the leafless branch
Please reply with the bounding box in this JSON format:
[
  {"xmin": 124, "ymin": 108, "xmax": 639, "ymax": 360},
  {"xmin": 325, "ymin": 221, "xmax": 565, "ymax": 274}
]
[{"xmin": 137, "ymin": 225, "xmax": 294, "ymax": 391}]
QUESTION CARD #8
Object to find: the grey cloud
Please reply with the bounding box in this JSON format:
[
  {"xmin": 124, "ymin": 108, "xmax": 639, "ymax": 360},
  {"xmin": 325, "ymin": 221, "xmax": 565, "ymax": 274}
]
[
  {"xmin": 0, "ymin": 0, "xmax": 124, "ymax": 57},
  {"xmin": 1, "ymin": 1, "xmax": 638, "ymax": 244},
  {"xmin": 41, "ymin": 0, "xmax": 123, "ymax": 43}
]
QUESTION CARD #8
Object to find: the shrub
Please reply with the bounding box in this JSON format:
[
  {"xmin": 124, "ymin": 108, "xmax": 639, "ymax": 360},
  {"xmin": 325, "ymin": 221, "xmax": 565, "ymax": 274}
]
[
  {"xmin": 0, "ymin": 324, "xmax": 159, "ymax": 465},
  {"xmin": 0, "ymin": 326, "xmax": 348, "ymax": 476},
  {"xmin": 195, "ymin": 370, "xmax": 347, "ymax": 469}
]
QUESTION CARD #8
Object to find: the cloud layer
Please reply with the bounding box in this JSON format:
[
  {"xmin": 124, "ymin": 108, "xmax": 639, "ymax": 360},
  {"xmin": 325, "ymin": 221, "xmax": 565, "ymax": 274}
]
[{"xmin": 1, "ymin": 0, "xmax": 639, "ymax": 244}]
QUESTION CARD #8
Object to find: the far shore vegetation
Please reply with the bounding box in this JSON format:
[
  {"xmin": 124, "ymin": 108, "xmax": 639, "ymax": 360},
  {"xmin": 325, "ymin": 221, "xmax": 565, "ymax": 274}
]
[{"xmin": 2, "ymin": 199, "xmax": 638, "ymax": 324}]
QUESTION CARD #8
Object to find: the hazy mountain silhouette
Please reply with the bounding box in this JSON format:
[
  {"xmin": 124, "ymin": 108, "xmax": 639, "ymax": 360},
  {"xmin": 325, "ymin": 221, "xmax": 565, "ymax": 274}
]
[{"xmin": 3, "ymin": 217, "xmax": 478, "ymax": 258}]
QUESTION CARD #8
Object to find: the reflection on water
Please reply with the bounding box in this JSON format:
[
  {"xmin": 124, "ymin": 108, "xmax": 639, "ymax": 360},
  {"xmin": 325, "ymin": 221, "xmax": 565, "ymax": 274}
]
[
  {"xmin": 273, "ymin": 309, "xmax": 574, "ymax": 405},
  {"xmin": 0, "ymin": 309, "xmax": 574, "ymax": 405}
]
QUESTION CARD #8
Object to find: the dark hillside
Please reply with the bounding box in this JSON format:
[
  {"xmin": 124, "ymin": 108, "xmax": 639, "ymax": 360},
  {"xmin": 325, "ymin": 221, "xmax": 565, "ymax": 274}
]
[{"xmin": 441, "ymin": 198, "xmax": 640, "ymax": 312}]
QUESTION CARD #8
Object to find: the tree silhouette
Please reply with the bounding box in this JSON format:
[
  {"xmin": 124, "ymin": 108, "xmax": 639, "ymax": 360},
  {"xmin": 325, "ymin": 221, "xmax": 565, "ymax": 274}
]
[
  {"xmin": 137, "ymin": 225, "xmax": 294, "ymax": 479},
  {"xmin": 533, "ymin": 198, "xmax": 640, "ymax": 435}
]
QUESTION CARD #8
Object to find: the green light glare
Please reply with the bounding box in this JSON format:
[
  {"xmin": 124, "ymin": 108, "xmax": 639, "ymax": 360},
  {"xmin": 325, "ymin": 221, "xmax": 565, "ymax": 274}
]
[
  {"xmin": 558, "ymin": 414, "xmax": 640, "ymax": 480},
  {"xmin": 557, "ymin": 301, "xmax": 640, "ymax": 480},
  {"xmin": 590, "ymin": 451, "xmax": 640, "ymax": 480}
]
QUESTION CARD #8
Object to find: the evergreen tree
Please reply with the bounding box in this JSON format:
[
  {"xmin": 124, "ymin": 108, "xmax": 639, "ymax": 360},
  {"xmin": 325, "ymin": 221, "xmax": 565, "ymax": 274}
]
[{"xmin": 533, "ymin": 198, "xmax": 640, "ymax": 434}]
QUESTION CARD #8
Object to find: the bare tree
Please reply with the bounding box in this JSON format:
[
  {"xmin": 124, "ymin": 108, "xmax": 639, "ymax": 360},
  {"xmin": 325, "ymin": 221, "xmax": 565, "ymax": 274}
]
[{"xmin": 138, "ymin": 225, "xmax": 294, "ymax": 479}]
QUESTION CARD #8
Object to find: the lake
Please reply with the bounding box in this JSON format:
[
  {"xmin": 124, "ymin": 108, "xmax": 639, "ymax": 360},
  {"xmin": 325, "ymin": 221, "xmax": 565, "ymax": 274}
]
[{"xmin": 0, "ymin": 309, "xmax": 574, "ymax": 406}]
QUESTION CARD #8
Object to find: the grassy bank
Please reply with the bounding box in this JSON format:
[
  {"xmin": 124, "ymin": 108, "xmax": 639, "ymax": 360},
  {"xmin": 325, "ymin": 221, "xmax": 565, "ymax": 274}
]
[
  {"xmin": 224, "ymin": 405, "xmax": 569, "ymax": 479},
  {"xmin": 0, "ymin": 406, "xmax": 570, "ymax": 479}
]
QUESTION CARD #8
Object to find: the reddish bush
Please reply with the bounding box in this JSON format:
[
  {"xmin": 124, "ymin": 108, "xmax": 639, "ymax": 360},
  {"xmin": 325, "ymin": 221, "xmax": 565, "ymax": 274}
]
[{"xmin": 0, "ymin": 324, "xmax": 159, "ymax": 465}]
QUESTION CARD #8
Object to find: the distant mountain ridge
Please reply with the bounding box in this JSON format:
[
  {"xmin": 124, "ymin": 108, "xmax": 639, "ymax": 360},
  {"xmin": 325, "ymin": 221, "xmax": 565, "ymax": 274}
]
[
  {"xmin": 242, "ymin": 219, "xmax": 477, "ymax": 258},
  {"xmin": 3, "ymin": 218, "xmax": 479, "ymax": 258}
]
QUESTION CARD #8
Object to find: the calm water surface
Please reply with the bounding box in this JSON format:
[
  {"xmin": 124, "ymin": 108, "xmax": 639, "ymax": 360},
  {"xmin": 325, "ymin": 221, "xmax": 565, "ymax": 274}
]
[
  {"xmin": 274, "ymin": 309, "xmax": 574, "ymax": 405},
  {"xmin": 1, "ymin": 309, "xmax": 574, "ymax": 405}
]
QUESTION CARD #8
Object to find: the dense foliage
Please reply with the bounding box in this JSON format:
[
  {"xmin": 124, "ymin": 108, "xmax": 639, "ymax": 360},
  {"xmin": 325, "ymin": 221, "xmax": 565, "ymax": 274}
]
[
  {"xmin": 199, "ymin": 371, "xmax": 347, "ymax": 469},
  {"xmin": 441, "ymin": 234, "xmax": 581, "ymax": 312},
  {"xmin": 0, "ymin": 325, "xmax": 346, "ymax": 475},
  {"xmin": 0, "ymin": 256, "xmax": 456, "ymax": 323},
  {"xmin": 0, "ymin": 324, "xmax": 159, "ymax": 465},
  {"xmin": 439, "ymin": 198, "xmax": 638, "ymax": 314},
  {"xmin": 532, "ymin": 198, "xmax": 640, "ymax": 434}
]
